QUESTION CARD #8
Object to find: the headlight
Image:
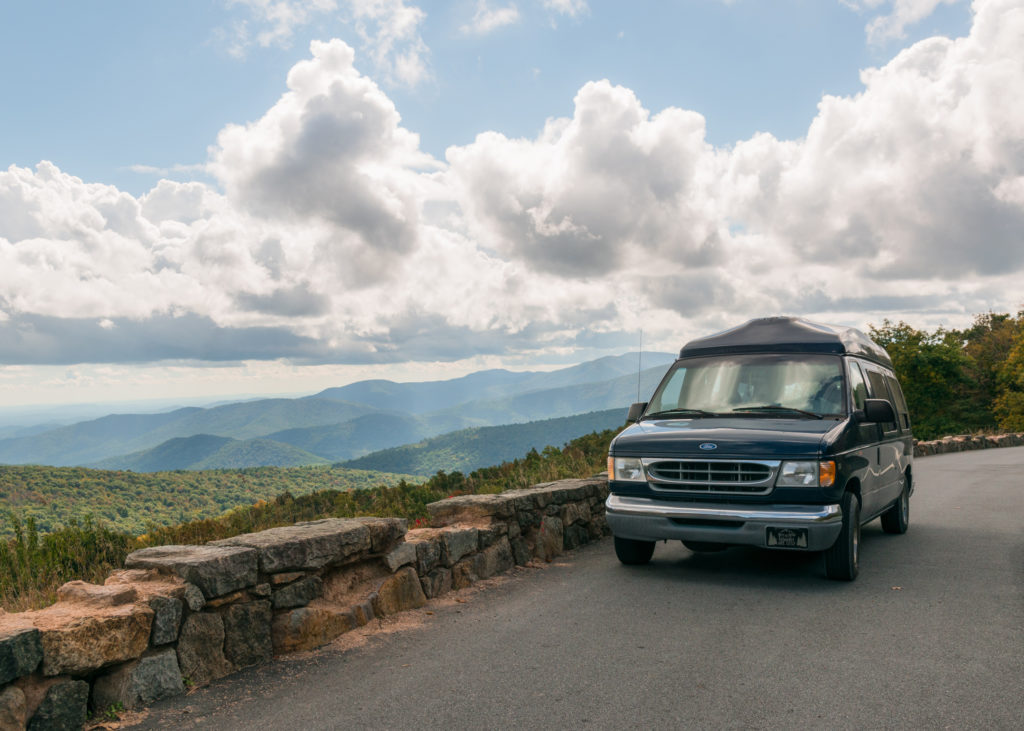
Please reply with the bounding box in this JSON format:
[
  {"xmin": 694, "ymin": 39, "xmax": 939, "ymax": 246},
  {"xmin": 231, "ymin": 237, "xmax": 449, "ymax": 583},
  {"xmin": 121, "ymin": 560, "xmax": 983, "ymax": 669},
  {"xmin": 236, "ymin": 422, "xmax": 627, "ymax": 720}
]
[
  {"xmin": 608, "ymin": 456, "xmax": 646, "ymax": 482},
  {"xmin": 777, "ymin": 460, "xmax": 835, "ymax": 487}
]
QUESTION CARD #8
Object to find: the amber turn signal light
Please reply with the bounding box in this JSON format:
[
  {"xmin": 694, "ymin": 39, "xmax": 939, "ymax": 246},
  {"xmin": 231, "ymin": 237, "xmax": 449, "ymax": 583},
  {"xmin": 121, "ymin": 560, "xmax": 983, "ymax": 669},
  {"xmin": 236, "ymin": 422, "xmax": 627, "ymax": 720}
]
[{"xmin": 819, "ymin": 460, "xmax": 836, "ymax": 487}]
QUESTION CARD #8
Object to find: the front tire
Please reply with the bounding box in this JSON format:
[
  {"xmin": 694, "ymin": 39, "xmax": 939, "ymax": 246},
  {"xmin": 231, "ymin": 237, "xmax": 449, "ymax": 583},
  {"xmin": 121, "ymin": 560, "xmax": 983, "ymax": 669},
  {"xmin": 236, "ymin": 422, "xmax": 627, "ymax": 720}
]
[
  {"xmin": 825, "ymin": 491, "xmax": 860, "ymax": 581},
  {"xmin": 614, "ymin": 536, "xmax": 655, "ymax": 565},
  {"xmin": 880, "ymin": 474, "xmax": 910, "ymax": 534}
]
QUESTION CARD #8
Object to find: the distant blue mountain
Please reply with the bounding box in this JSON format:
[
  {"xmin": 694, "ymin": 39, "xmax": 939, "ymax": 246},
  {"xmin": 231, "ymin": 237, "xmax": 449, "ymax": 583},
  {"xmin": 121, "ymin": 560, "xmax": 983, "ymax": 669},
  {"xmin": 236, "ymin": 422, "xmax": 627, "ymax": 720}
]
[
  {"xmin": 265, "ymin": 413, "xmax": 428, "ymax": 461},
  {"xmin": 340, "ymin": 409, "xmax": 627, "ymax": 476},
  {"xmin": 90, "ymin": 434, "xmax": 329, "ymax": 471},
  {"xmin": 312, "ymin": 352, "xmax": 674, "ymax": 413},
  {"xmin": 0, "ymin": 399, "xmax": 376, "ymax": 466},
  {"xmin": 313, "ymin": 369, "xmax": 533, "ymax": 413},
  {"xmin": 0, "ymin": 351, "xmax": 675, "ymax": 468}
]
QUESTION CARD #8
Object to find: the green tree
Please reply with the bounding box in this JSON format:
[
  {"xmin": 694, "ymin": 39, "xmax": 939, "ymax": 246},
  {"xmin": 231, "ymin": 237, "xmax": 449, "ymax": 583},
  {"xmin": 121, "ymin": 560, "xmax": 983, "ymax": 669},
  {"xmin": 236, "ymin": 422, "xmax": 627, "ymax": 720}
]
[
  {"xmin": 993, "ymin": 330, "xmax": 1024, "ymax": 431},
  {"xmin": 869, "ymin": 320, "xmax": 973, "ymax": 439},
  {"xmin": 955, "ymin": 311, "xmax": 1024, "ymax": 428}
]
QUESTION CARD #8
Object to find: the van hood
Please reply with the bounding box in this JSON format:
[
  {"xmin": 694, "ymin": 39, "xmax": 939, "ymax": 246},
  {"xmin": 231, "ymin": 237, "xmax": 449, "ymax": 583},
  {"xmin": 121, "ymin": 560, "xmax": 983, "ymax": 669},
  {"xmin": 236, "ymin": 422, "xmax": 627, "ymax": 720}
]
[{"xmin": 611, "ymin": 417, "xmax": 841, "ymax": 459}]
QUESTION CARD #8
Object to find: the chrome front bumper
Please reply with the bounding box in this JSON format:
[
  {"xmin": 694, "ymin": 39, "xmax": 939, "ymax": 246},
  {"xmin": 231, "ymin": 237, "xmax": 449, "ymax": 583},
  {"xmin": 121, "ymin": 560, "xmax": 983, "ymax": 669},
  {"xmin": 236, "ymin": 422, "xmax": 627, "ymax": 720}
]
[{"xmin": 605, "ymin": 494, "xmax": 843, "ymax": 550}]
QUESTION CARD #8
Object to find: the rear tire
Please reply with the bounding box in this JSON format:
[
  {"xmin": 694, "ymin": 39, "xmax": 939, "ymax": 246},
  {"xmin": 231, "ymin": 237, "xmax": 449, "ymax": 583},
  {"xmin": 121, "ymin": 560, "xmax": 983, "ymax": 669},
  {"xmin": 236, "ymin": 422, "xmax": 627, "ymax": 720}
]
[
  {"xmin": 614, "ymin": 536, "xmax": 655, "ymax": 565},
  {"xmin": 880, "ymin": 474, "xmax": 910, "ymax": 534},
  {"xmin": 825, "ymin": 491, "xmax": 860, "ymax": 581},
  {"xmin": 682, "ymin": 540, "xmax": 728, "ymax": 552}
]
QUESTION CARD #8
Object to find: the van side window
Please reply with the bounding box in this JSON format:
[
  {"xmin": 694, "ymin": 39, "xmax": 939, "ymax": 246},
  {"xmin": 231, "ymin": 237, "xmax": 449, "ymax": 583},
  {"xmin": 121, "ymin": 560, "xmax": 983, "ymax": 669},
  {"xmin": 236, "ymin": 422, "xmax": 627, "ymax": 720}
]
[
  {"xmin": 848, "ymin": 362, "xmax": 867, "ymax": 410},
  {"xmin": 885, "ymin": 373, "xmax": 911, "ymax": 431},
  {"xmin": 865, "ymin": 368, "xmax": 899, "ymax": 433}
]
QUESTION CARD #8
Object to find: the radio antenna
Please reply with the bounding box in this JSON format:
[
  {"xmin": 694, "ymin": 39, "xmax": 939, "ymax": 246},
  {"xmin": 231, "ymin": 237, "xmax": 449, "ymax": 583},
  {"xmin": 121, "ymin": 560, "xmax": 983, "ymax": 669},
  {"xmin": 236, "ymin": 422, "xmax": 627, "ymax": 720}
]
[{"xmin": 636, "ymin": 329, "xmax": 643, "ymax": 403}]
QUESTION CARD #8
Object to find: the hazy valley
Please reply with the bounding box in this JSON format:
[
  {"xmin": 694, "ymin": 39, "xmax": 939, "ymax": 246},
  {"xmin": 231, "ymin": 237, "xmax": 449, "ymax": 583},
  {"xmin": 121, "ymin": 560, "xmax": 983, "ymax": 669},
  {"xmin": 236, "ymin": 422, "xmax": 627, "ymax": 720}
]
[{"xmin": 0, "ymin": 352, "xmax": 674, "ymax": 472}]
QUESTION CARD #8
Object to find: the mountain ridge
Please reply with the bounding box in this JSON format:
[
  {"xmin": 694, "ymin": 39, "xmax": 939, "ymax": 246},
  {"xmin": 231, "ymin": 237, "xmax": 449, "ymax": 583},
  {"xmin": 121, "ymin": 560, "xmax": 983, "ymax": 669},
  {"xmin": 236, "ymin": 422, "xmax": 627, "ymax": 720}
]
[
  {"xmin": 89, "ymin": 434, "xmax": 330, "ymax": 471},
  {"xmin": 339, "ymin": 409, "xmax": 626, "ymax": 476},
  {"xmin": 0, "ymin": 351, "xmax": 675, "ymax": 468}
]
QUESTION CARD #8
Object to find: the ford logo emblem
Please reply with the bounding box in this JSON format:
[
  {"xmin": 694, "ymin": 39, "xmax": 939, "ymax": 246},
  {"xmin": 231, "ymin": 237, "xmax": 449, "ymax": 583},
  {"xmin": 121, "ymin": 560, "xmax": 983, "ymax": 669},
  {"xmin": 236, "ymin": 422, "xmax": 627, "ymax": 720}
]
[{"xmin": 699, "ymin": 442, "xmax": 717, "ymax": 451}]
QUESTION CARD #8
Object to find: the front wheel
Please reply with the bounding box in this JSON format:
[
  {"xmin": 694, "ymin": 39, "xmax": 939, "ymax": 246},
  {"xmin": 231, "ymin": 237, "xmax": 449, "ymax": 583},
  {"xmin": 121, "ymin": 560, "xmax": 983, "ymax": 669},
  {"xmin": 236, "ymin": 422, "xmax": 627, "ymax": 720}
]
[
  {"xmin": 880, "ymin": 475, "xmax": 910, "ymax": 534},
  {"xmin": 824, "ymin": 491, "xmax": 860, "ymax": 581},
  {"xmin": 614, "ymin": 536, "xmax": 655, "ymax": 565}
]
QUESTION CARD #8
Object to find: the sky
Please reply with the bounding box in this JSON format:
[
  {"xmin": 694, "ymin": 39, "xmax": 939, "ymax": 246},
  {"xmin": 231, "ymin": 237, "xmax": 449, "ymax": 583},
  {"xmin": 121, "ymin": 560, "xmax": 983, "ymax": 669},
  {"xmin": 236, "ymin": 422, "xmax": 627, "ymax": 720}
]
[{"xmin": 0, "ymin": 0, "xmax": 1021, "ymax": 410}]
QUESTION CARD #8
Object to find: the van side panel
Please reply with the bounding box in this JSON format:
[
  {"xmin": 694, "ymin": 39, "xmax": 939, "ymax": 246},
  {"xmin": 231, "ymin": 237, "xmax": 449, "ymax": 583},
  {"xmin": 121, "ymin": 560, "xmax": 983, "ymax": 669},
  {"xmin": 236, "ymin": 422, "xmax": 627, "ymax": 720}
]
[
  {"xmin": 841, "ymin": 360, "xmax": 880, "ymax": 511},
  {"xmin": 860, "ymin": 361, "xmax": 906, "ymax": 518}
]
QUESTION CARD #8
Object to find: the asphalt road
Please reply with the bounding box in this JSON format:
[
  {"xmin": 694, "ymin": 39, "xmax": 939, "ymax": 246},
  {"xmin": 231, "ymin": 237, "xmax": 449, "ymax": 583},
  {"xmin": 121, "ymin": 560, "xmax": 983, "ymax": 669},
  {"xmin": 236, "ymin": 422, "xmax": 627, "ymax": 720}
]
[{"xmin": 132, "ymin": 447, "xmax": 1023, "ymax": 730}]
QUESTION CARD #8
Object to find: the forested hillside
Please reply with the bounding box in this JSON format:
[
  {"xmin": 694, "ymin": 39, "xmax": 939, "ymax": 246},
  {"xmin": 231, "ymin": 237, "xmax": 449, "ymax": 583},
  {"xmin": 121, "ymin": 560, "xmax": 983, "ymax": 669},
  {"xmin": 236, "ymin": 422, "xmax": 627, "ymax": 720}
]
[
  {"xmin": 90, "ymin": 434, "xmax": 330, "ymax": 471},
  {"xmin": 0, "ymin": 464, "xmax": 415, "ymax": 540},
  {"xmin": 870, "ymin": 311, "xmax": 1024, "ymax": 439},
  {"xmin": 341, "ymin": 409, "xmax": 625, "ymax": 475},
  {"xmin": 264, "ymin": 412, "xmax": 426, "ymax": 460}
]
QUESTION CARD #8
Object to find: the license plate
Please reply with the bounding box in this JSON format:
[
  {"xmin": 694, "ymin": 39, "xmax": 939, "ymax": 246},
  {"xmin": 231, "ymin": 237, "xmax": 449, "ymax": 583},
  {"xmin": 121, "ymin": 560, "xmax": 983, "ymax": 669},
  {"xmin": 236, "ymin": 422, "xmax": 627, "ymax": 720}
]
[{"xmin": 766, "ymin": 527, "xmax": 808, "ymax": 548}]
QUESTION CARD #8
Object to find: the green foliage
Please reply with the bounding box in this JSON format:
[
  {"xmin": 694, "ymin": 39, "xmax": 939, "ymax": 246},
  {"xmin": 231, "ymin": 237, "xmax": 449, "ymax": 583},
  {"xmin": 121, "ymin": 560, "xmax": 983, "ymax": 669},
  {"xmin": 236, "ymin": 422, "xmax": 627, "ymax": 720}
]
[
  {"xmin": 0, "ymin": 464, "xmax": 417, "ymax": 541},
  {"xmin": 140, "ymin": 427, "xmax": 616, "ymax": 545},
  {"xmin": 869, "ymin": 320, "xmax": 973, "ymax": 439},
  {"xmin": 993, "ymin": 334, "xmax": 1024, "ymax": 431},
  {"xmin": 959, "ymin": 312, "xmax": 1024, "ymax": 429},
  {"xmin": 0, "ymin": 427, "xmax": 617, "ymax": 611},
  {"xmin": 0, "ymin": 513, "xmax": 138, "ymax": 611},
  {"xmin": 90, "ymin": 702, "xmax": 125, "ymax": 723},
  {"xmin": 869, "ymin": 312, "xmax": 1024, "ymax": 439}
]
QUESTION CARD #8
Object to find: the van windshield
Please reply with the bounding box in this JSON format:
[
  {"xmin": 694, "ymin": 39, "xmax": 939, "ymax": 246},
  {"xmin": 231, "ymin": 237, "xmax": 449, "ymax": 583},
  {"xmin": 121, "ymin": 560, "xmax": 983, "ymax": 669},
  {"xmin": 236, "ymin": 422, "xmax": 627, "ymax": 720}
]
[{"xmin": 646, "ymin": 354, "xmax": 845, "ymax": 418}]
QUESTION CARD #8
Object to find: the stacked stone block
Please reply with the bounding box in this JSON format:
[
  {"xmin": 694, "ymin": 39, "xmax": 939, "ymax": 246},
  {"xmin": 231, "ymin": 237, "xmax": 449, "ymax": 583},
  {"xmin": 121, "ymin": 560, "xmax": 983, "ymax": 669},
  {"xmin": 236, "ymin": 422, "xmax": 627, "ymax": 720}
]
[
  {"xmin": 0, "ymin": 477, "xmax": 609, "ymax": 728},
  {"xmin": 912, "ymin": 431, "xmax": 1024, "ymax": 456}
]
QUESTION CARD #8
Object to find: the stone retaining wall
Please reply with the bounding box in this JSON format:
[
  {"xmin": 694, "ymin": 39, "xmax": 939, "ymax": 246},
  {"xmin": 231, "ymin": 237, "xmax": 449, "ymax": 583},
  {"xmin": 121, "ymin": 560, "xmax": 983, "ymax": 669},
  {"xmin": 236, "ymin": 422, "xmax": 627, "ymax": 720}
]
[
  {"xmin": 913, "ymin": 431, "xmax": 1024, "ymax": 456},
  {"xmin": 0, "ymin": 477, "xmax": 608, "ymax": 729}
]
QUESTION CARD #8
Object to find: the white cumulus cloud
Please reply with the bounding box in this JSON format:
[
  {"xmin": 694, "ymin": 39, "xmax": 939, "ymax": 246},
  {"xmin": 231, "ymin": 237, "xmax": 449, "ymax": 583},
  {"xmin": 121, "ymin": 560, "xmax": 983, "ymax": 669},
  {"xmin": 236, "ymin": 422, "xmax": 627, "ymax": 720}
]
[
  {"xmin": 1, "ymin": 0, "xmax": 1021, "ymax": 367},
  {"xmin": 209, "ymin": 39, "xmax": 438, "ymax": 288}
]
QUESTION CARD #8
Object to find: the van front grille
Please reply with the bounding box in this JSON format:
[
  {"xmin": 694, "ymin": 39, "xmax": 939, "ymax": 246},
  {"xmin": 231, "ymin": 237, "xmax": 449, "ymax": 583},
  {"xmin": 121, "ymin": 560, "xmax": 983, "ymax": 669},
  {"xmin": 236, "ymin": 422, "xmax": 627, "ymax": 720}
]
[{"xmin": 644, "ymin": 459, "xmax": 778, "ymax": 494}]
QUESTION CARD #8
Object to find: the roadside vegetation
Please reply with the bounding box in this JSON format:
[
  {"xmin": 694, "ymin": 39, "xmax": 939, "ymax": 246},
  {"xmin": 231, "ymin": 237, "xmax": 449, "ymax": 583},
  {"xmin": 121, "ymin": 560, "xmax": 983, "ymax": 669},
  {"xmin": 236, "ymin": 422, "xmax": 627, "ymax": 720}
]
[
  {"xmin": 0, "ymin": 429, "xmax": 614, "ymax": 611},
  {"xmin": 870, "ymin": 310, "xmax": 1024, "ymax": 439}
]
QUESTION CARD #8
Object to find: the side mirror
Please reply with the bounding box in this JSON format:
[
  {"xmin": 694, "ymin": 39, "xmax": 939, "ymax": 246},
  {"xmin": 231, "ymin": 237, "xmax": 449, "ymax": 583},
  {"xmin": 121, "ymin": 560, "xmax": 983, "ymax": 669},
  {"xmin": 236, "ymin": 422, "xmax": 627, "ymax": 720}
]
[
  {"xmin": 626, "ymin": 402, "xmax": 648, "ymax": 424},
  {"xmin": 863, "ymin": 398, "xmax": 896, "ymax": 424}
]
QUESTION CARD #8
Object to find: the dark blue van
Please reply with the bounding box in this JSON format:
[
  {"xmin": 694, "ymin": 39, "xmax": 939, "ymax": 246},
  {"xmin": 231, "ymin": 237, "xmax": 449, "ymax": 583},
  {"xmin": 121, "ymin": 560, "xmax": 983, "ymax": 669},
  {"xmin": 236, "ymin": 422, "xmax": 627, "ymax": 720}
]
[{"xmin": 606, "ymin": 317, "xmax": 913, "ymax": 580}]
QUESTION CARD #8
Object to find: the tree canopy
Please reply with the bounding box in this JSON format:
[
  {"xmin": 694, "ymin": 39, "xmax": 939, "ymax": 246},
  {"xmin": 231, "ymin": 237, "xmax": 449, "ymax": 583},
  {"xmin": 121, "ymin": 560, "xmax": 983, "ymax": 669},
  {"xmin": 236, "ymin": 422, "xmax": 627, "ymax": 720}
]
[{"xmin": 870, "ymin": 311, "xmax": 1024, "ymax": 439}]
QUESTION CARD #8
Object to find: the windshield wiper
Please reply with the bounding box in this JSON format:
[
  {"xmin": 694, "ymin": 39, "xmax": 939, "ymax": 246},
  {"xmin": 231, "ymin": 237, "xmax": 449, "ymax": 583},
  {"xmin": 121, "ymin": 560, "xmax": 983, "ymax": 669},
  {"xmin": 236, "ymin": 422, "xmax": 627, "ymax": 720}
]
[
  {"xmin": 731, "ymin": 405, "xmax": 823, "ymax": 419},
  {"xmin": 642, "ymin": 408, "xmax": 719, "ymax": 420}
]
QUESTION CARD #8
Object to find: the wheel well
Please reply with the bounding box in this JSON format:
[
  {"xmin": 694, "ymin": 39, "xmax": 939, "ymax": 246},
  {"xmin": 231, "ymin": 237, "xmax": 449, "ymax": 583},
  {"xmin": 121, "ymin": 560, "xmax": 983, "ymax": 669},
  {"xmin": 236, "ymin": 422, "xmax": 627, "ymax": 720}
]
[{"xmin": 844, "ymin": 477, "xmax": 861, "ymax": 500}]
